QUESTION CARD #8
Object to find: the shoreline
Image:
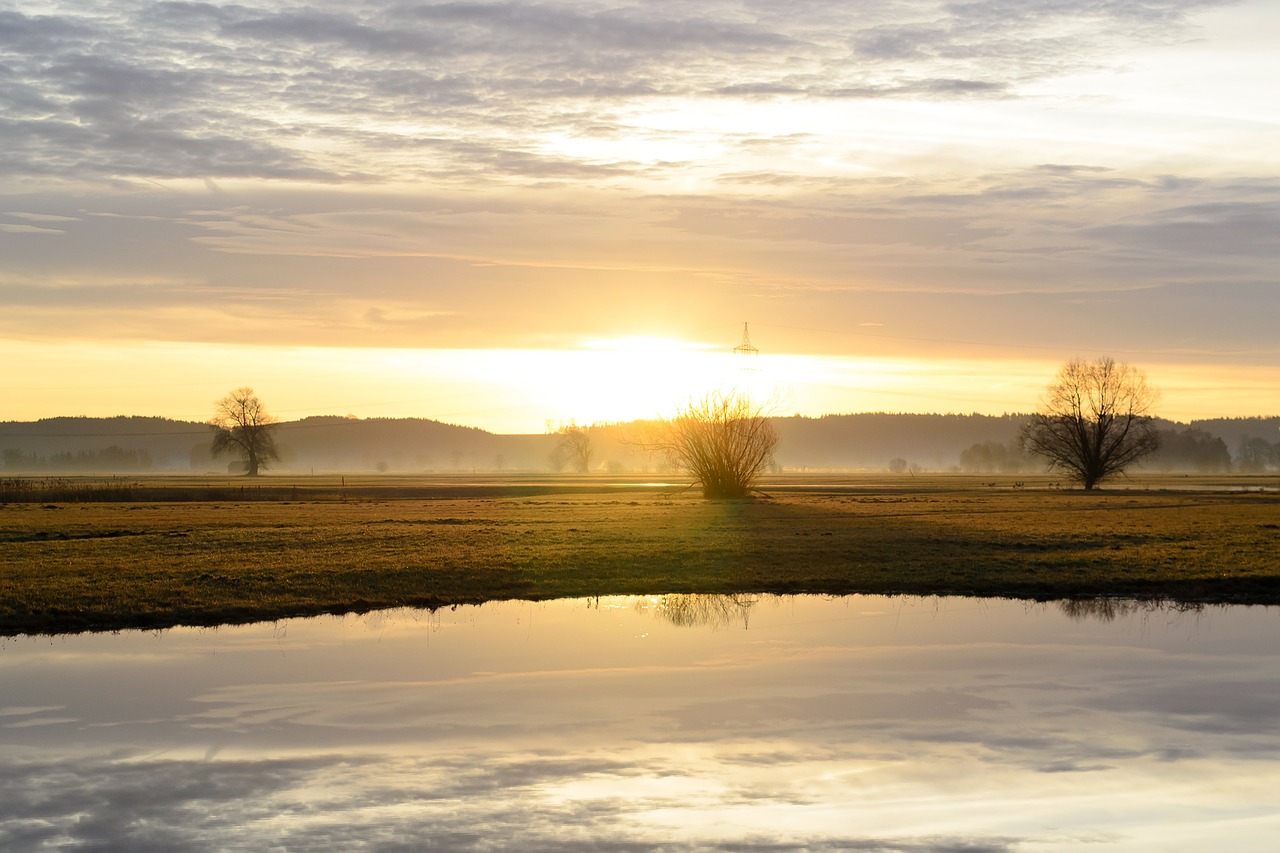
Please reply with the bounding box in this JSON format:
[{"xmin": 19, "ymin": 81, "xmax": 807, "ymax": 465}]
[{"xmin": 3, "ymin": 474, "xmax": 1278, "ymax": 637}]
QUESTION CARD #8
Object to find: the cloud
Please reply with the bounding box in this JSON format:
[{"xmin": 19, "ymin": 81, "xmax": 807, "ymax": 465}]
[
  {"xmin": 0, "ymin": 752, "xmax": 1024, "ymax": 852},
  {"xmin": 1091, "ymin": 675, "xmax": 1280, "ymax": 737},
  {"xmin": 0, "ymin": 223, "xmax": 65, "ymax": 234},
  {"xmin": 1085, "ymin": 199, "xmax": 1280, "ymax": 259},
  {"xmin": 0, "ymin": 0, "xmax": 1236, "ymax": 185},
  {"xmin": 4, "ymin": 212, "xmax": 81, "ymax": 222},
  {"xmin": 1, "ymin": 164, "xmax": 1275, "ymax": 358},
  {"xmin": 0, "ymin": 0, "xmax": 1272, "ymax": 372}
]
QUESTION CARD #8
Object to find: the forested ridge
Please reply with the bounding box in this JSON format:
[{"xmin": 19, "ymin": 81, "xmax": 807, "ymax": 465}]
[{"xmin": 2, "ymin": 413, "xmax": 1277, "ymax": 474}]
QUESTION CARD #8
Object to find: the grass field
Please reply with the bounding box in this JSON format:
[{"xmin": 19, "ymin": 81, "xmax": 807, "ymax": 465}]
[{"xmin": 2, "ymin": 473, "xmax": 1278, "ymax": 635}]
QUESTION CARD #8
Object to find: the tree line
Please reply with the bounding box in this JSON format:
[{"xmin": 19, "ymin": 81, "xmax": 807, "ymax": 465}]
[
  {"xmin": 42, "ymin": 358, "xmax": 1268, "ymax": 492},
  {"xmin": 2, "ymin": 446, "xmax": 153, "ymax": 473},
  {"xmin": 956, "ymin": 428, "xmax": 1263, "ymax": 474}
]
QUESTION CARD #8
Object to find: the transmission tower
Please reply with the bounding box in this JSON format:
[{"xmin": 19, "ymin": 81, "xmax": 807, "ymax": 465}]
[{"xmin": 733, "ymin": 322, "xmax": 759, "ymax": 367}]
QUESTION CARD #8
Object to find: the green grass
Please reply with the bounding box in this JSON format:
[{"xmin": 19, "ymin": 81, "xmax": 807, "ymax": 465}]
[{"xmin": 2, "ymin": 474, "xmax": 1278, "ymax": 635}]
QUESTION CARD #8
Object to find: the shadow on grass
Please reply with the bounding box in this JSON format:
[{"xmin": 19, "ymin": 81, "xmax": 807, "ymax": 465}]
[
  {"xmin": 668, "ymin": 494, "xmax": 1280, "ymax": 605},
  {"xmin": 3, "ymin": 489, "xmax": 1278, "ymax": 637}
]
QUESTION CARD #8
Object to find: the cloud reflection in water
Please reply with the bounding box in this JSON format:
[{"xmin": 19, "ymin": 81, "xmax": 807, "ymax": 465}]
[{"xmin": 1, "ymin": 595, "xmax": 1278, "ymax": 851}]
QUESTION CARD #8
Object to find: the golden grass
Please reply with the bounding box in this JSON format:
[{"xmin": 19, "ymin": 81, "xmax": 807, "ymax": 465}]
[{"xmin": 2, "ymin": 474, "xmax": 1278, "ymax": 635}]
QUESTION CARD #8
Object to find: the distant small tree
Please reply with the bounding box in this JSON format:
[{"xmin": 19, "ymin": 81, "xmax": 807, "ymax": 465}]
[
  {"xmin": 959, "ymin": 440, "xmax": 1029, "ymax": 473},
  {"xmin": 646, "ymin": 391, "xmax": 778, "ymax": 498},
  {"xmin": 1150, "ymin": 428, "xmax": 1231, "ymax": 473},
  {"xmin": 1020, "ymin": 357, "xmax": 1159, "ymax": 490},
  {"xmin": 210, "ymin": 387, "xmax": 279, "ymax": 477},
  {"xmin": 1236, "ymin": 436, "xmax": 1278, "ymax": 473},
  {"xmin": 887, "ymin": 457, "xmax": 908, "ymax": 474},
  {"xmin": 556, "ymin": 424, "xmax": 594, "ymax": 473}
]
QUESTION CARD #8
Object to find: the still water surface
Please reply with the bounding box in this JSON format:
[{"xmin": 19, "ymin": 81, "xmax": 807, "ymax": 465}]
[{"xmin": 2, "ymin": 595, "xmax": 1278, "ymax": 851}]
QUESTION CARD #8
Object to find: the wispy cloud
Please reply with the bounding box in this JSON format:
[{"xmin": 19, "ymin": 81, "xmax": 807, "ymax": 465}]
[
  {"xmin": 0, "ymin": 0, "xmax": 1276, "ymax": 421},
  {"xmin": 0, "ymin": 752, "xmax": 1025, "ymax": 852},
  {"xmin": 2, "ymin": 166, "xmax": 1277, "ymax": 357},
  {"xmin": 0, "ymin": 0, "xmax": 1235, "ymax": 185}
]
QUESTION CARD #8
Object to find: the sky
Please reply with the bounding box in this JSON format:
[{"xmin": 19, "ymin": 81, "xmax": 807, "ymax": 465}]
[{"xmin": 2, "ymin": 0, "xmax": 1278, "ymax": 432}]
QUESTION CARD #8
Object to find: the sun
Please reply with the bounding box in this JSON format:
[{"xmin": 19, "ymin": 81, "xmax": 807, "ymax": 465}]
[{"xmin": 550, "ymin": 337, "xmax": 735, "ymax": 425}]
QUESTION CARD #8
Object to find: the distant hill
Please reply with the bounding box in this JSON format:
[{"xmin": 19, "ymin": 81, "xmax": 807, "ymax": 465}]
[
  {"xmin": 2, "ymin": 413, "xmax": 1276, "ymax": 475},
  {"xmin": 1190, "ymin": 417, "xmax": 1280, "ymax": 450},
  {"xmin": 771, "ymin": 412, "xmax": 1028, "ymax": 470},
  {"xmin": 1, "ymin": 416, "xmax": 555, "ymax": 474},
  {"xmin": 551, "ymin": 413, "xmax": 1269, "ymax": 474},
  {"xmin": 261, "ymin": 417, "xmax": 551, "ymax": 473},
  {"xmin": 573, "ymin": 414, "xmax": 1032, "ymax": 473},
  {"xmin": 0, "ymin": 417, "xmax": 208, "ymax": 472}
]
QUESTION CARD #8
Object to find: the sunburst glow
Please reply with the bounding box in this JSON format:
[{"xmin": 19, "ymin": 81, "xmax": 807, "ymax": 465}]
[{"xmin": 0, "ymin": 0, "xmax": 1276, "ymax": 429}]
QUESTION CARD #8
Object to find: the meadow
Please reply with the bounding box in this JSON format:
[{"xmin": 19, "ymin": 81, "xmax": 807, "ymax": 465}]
[{"xmin": 2, "ymin": 473, "xmax": 1278, "ymax": 636}]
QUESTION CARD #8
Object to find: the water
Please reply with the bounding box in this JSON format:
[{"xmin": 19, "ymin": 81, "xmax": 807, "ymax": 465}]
[{"xmin": 2, "ymin": 595, "xmax": 1278, "ymax": 851}]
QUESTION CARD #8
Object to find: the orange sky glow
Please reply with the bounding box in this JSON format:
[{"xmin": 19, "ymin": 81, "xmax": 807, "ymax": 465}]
[{"xmin": 2, "ymin": 1, "xmax": 1278, "ymax": 431}]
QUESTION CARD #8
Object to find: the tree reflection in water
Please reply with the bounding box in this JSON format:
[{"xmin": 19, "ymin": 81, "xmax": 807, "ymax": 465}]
[
  {"xmin": 636, "ymin": 593, "xmax": 761, "ymax": 629},
  {"xmin": 636, "ymin": 593, "xmax": 1211, "ymax": 629},
  {"xmin": 1056, "ymin": 596, "xmax": 1204, "ymax": 622}
]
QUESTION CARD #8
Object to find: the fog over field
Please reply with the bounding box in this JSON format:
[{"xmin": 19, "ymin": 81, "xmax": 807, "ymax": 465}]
[{"xmin": 3, "ymin": 413, "xmax": 1278, "ymax": 475}]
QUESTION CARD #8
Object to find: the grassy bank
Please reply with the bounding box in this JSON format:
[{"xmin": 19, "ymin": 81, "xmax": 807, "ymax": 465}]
[{"xmin": 2, "ymin": 474, "xmax": 1278, "ymax": 635}]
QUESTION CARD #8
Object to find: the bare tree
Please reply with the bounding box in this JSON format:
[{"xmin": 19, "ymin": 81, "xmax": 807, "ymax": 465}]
[
  {"xmin": 1020, "ymin": 357, "xmax": 1160, "ymax": 490},
  {"xmin": 210, "ymin": 387, "xmax": 279, "ymax": 476},
  {"xmin": 556, "ymin": 424, "xmax": 594, "ymax": 473},
  {"xmin": 646, "ymin": 391, "xmax": 778, "ymax": 498}
]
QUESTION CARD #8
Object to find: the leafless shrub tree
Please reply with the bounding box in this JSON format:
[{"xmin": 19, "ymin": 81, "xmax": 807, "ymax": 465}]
[
  {"xmin": 1020, "ymin": 357, "xmax": 1160, "ymax": 490},
  {"xmin": 646, "ymin": 390, "xmax": 778, "ymax": 498},
  {"xmin": 210, "ymin": 387, "xmax": 279, "ymax": 476}
]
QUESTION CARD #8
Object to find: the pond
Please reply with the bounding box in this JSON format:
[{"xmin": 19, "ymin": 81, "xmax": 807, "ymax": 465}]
[{"xmin": 2, "ymin": 595, "xmax": 1278, "ymax": 851}]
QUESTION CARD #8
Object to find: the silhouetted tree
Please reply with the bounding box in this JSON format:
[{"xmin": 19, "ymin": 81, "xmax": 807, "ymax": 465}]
[
  {"xmin": 646, "ymin": 391, "xmax": 778, "ymax": 498},
  {"xmin": 1236, "ymin": 436, "xmax": 1278, "ymax": 473},
  {"xmin": 1150, "ymin": 428, "xmax": 1231, "ymax": 472},
  {"xmin": 959, "ymin": 440, "xmax": 1029, "ymax": 473},
  {"xmin": 1020, "ymin": 357, "xmax": 1159, "ymax": 490},
  {"xmin": 210, "ymin": 387, "xmax": 279, "ymax": 476},
  {"xmin": 556, "ymin": 424, "xmax": 594, "ymax": 473}
]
